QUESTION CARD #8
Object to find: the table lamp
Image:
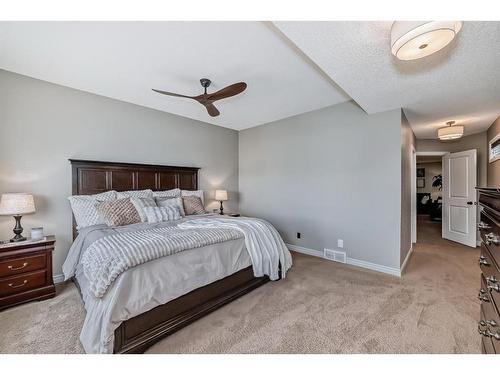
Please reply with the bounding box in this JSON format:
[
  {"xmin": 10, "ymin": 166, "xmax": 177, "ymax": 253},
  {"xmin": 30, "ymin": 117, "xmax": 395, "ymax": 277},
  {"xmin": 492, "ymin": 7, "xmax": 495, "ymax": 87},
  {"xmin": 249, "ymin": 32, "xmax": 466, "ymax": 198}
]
[
  {"xmin": 0, "ymin": 193, "xmax": 36, "ymax": 242},
  {"xmin": 215, "ymin": 190, "xmax": 228, "ymax": 215}
]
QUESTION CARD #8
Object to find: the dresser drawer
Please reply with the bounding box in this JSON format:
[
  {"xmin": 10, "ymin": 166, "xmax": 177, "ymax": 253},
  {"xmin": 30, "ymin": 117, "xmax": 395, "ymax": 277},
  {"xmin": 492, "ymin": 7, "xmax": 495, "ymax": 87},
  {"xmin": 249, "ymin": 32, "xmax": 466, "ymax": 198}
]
[
  {"xmin": 0, "ymin": 270, "xmax": 46, "ymax": 297},
  {"xmin": 479, "ymin": 243, "xmax": 500, "ymax": 283},
  {"xmin": 479, "ymin": 209, "xmax": 500, "ymax": 265},
  {"xmin": 480, "ymin": 274, "xmax": 500, "ymax": 320},
  {"xmin": 0, "ymin": 254, "xmax": 46, "ymax": 277}
]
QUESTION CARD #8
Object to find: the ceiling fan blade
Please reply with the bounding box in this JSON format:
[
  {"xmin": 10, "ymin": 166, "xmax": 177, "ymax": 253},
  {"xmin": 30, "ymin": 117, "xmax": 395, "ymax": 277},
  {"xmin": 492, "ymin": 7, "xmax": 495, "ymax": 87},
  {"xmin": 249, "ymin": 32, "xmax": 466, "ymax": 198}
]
[
  {"xmin": 206, "ymin": 82, "xmax": 247, "ymax": 101},
  {"xmin": 204, "ymin": 103, "xmax": 220, "ymax": 117},
  {"xmin": 152, "ymin": 89, "xmax": 196, "ymax": 99}
]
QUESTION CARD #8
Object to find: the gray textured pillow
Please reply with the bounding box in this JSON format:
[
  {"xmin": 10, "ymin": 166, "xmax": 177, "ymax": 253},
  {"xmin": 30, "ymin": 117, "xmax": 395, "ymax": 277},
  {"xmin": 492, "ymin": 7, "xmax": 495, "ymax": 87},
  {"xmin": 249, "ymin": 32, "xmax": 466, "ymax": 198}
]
[
  {"xmin": 155, "ymin": 196, "xmax": 185, "ymax": 217},
  {"xmin": 95, "ymin": 198, "xmax": 141, "ymax": 227},
  {"xmin": 116, "ymin": 189, "xmax": 153, "ymax": 199},
  {"xmin": 153, "ymin": 188, "xmax": 181, "ymax": 198},
  {"xmin": 131, "ymin": 197, "xmax": 157, "ymax": 222},
  {"xmin": 68, "ymin": 190, "xmax": 117, "ymax": 229},
  {"xmin": 182, "ymin": 196, "xmax": 207, "ymax": 215},
  {"xmin": 143, "ymin": 206, "xmax": 181, "ymax": 223}
]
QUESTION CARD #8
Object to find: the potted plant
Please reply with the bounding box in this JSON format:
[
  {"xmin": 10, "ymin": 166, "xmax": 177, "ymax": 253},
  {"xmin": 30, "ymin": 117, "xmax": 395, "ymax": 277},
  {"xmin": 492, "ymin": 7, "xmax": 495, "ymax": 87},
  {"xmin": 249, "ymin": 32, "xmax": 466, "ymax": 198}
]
[{"xmin": 432, "ymin": 174, "xmax": 442, "ymax": 191}]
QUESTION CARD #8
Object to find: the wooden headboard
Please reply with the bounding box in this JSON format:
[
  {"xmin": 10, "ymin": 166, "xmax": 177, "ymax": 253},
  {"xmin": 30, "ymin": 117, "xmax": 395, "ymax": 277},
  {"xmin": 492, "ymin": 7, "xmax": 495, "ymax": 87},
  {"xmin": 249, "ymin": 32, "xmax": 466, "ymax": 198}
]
[{"xmin": 70, "ymin": 159, "xmax": 199, "ymax": 238}]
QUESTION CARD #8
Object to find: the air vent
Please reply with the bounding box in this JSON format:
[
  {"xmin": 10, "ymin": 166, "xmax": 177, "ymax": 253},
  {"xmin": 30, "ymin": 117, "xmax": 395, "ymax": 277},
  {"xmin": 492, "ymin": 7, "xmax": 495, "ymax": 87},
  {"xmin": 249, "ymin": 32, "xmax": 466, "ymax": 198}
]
[{"xmin": 324, "ymin": 248, "xmax": 346, "ymax": 263}]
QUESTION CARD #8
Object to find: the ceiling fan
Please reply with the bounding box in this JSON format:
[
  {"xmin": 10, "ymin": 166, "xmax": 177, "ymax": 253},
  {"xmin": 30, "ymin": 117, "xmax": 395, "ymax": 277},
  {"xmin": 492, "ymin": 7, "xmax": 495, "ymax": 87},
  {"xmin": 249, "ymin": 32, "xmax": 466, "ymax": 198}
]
[{"xmin": 152, "ymin": 78, "xmax": 247, "ymax": 117}]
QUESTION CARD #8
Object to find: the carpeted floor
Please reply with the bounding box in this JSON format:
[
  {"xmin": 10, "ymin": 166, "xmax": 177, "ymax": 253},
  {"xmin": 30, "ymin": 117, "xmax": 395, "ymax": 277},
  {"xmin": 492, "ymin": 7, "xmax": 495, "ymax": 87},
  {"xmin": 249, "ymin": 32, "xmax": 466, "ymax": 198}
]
[{"xmin": 0, "ymin": 216, "xmax": 481, "ymax": 353}]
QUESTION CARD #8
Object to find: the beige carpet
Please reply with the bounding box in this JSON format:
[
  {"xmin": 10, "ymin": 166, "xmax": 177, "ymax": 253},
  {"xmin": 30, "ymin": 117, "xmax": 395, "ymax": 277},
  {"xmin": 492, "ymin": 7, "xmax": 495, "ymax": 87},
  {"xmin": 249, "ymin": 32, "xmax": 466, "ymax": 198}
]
[{"xmin": 0, "ymin": 217, "xmax": 481, "ymax": 353}]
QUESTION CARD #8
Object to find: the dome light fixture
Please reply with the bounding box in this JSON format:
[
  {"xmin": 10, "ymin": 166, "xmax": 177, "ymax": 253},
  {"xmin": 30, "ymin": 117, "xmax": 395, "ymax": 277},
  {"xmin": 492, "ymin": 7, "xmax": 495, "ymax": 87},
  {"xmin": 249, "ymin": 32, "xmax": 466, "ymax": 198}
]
[
  {"xmin": 438, "ymin": 121, "xmax": 464, "ymax": 141},
  {"xmin": 391, "ymin": 21, "xmax": 462, "ymax": 61}
]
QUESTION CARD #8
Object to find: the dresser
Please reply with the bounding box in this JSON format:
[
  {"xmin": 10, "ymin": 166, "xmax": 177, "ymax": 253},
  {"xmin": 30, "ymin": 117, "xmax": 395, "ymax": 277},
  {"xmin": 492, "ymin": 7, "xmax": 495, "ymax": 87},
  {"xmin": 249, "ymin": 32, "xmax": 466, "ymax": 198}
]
[
  {"xmin": 0, "ymin": 236, "xmax": 56, "ymax": 310},
  {"xmin": 477, "ymin": 188, "xmax": 500, "ymax": 354}
]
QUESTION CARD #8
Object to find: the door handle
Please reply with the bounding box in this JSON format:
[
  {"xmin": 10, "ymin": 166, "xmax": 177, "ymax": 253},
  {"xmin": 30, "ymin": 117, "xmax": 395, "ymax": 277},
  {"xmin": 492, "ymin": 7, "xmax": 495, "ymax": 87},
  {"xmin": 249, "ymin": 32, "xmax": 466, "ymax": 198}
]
[{"xmin": 467, "ymin": 201, "xmax": 473, "ymax": 205}]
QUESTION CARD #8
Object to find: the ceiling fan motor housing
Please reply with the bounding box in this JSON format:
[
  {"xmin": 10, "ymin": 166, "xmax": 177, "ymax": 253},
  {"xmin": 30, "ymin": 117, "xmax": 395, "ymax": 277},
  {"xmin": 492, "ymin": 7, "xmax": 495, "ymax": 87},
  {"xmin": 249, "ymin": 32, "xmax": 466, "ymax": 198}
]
[{"xmin": 200, "ymin": 78, "xmax": 211, "ymax": 88}]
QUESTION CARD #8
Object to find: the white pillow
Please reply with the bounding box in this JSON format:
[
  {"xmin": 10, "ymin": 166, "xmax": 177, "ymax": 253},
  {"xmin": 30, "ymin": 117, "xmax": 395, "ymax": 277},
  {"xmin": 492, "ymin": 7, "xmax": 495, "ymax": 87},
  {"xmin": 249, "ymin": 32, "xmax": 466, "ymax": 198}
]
[
  {"xmin": 131, "ymin": 197, "xmax": 157, "ymax": 222},
  {"xmin": 68, "ymin": 190, "xmax": 117, "ymax": 229},
  {"xmin": 143, "ymin": 206, "xmax": 181, "ymax": 223},
  {"xmin": 153, "ymin": 188, "xmax": 181, "ymax": 198},
  {"xmin": 155, "ymin": 196, "xmax": 185, "ymax": 217},
  {"xmin": 181, "ymin": 189, "xmax": 204, "ymax": 204},
  {"xmin": 116, "ymin": 189, "xmax": 153, "ymax": 199}
]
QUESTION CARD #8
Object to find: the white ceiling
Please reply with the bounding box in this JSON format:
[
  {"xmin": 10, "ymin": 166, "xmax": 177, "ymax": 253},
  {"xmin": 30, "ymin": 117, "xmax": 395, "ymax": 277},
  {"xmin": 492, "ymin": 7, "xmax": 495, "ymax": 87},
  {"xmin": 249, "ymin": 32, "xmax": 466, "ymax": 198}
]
[
  {"xmin": 274, "ymin": 21, "xmax": 500, "ymax": 139},
  {"xmin": 1, "ymin": 21, "xmax": 499, "ymax": 138},
  {"xmin": 0, "ymin": 21, "xmax": 349, "ymax": 130}
]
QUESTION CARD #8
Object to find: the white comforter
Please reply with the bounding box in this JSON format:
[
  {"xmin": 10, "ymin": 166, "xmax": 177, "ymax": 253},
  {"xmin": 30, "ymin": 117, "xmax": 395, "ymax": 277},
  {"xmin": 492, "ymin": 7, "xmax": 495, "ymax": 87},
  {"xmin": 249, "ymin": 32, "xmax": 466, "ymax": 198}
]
[
  {"xmin": 179, "ymin": 216, "xmax": 292, "ymax": 280},
  {"xmin": 62, "ymin": 214, "xmax": 292, "ymax": 353}
]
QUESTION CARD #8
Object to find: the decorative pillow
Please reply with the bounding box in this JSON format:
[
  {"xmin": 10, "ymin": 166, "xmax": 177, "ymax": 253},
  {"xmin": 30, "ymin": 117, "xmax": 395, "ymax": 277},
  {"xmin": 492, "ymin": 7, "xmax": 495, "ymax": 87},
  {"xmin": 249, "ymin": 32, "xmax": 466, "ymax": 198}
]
[
  {"xmin": 116, "ymin": 189, "xmax": 153, "ymax": 199},
  {"xmin": 182, "ymin": 196, "xmax": 207, "ymax": 215},
  {"xmin": 68, "ymin": 190, "xmax": 117, "ymax": 229},
  {"xmin": 143, "ymin": 206, "xmax": 181, "ymax": 223},
  {"xmin": 130, "ymin": 197, "xmax": 157, "ymax": 222},
  {"xmin": 181, "ymin": 189, "xmax": 204, "ymax": 204},
  {"xmin": 153, "ymin": 188, "xmax": 181, "ymax": 198},
  {"xmin": 155, "ymin": 196, "xmax": 185, "ymax": 217},
  {"xmin": 95, "ymin": 198, "xmax": 141, "ymax": 227}
]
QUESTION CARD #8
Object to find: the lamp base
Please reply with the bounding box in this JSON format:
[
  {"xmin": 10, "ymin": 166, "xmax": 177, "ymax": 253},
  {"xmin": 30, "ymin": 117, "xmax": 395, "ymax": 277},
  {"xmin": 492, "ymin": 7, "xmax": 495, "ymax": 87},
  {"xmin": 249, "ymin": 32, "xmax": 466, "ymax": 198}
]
[
  {"xmin": 219, "ymin": 201, "xmax": 224, "ymax": 215},
  {"xmin": 10, "ymin": 234, "xmax": 27, "ymax": 242},
  {"xmin": 10, "ymin": 215, "xmax": 26, "ymax": 242}
]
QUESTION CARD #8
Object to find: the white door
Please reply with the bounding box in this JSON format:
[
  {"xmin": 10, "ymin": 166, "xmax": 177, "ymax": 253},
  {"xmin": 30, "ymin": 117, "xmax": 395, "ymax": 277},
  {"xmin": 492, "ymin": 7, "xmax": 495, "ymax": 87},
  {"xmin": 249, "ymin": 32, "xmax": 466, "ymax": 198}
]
[{"xmin": 442, "ymin": 149, "xmax": 477, "ymax": 247}]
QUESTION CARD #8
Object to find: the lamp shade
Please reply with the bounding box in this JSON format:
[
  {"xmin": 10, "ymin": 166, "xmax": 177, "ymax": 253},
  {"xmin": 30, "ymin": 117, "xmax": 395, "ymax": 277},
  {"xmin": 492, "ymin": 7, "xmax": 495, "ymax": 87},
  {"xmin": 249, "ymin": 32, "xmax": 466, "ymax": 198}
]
[
  {"xmin": 438, "ymin": 122, "xmax": 464, "ymax": 141},
  {"xmin": 0, "ymin": 193, "xmax": 36, "ymax": 215},
  {"xmin": 391, "ymin": 21, "xmax": 462, "ymax": 61},
  {"xmin": 215, "ymin": 190, "xmax": 228, "ymax": 201}
]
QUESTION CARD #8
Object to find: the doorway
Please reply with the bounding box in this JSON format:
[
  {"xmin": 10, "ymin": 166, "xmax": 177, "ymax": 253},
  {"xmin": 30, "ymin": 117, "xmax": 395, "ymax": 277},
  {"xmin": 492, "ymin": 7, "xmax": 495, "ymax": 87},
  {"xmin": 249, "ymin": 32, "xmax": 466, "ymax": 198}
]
[
  {"xmin": 415, "ymin": 153, "xmax": 445, "ymax": 242},
  {"xmin": 412, "ymin": 150, "xmax": 478, "ymax": 248}
]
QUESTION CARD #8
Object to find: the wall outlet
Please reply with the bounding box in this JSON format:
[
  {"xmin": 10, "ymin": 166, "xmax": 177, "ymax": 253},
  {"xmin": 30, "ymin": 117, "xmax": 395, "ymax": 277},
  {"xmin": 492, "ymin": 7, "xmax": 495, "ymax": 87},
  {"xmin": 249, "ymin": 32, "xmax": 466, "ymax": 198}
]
[
  {"xmin": 296, "ymin": 232, "xmax": 301, "ymax": 239},
  {"xmin": 337, "ymin": 239, "xmax": 344, "ymax": 248}
]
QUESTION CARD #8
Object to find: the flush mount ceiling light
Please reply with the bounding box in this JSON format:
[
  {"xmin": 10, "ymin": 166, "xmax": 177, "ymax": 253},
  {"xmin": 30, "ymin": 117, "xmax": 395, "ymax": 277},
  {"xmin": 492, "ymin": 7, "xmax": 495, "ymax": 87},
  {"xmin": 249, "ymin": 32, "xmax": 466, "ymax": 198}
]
[
  {"xmin": 391, "ymin": 21, "xmax": 462, "ymax": 60},
  {"xmin": 438, "ymin": 121, "xmax": 464, "ymax": 141}
]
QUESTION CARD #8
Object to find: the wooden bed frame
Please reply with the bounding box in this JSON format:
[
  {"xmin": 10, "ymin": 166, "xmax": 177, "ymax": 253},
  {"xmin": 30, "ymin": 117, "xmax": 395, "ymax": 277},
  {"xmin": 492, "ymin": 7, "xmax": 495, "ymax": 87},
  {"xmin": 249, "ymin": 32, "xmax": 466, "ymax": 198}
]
[{"xmin": 70, "ymin": 159, "xmax": 271, "ymax": 353}]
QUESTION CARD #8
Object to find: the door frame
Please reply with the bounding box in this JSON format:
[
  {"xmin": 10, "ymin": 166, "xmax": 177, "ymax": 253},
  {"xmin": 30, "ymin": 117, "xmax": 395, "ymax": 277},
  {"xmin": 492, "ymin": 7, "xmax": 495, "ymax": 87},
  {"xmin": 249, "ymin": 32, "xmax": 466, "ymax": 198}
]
[{"xmin": 414, "ymin": 151, "xmax": 448, "ymax": 241}]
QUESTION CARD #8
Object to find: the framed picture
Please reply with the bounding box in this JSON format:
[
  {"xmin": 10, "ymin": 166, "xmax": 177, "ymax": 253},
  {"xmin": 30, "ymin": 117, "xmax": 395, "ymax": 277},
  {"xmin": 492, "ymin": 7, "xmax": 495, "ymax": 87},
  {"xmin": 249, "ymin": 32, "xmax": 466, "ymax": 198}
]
[
  {"xmin": 489, "ymin": 132, "xmax": 500, "ymax": 163},
  {"xmin": 417, "ymin": 178, "xmax": 425, "ymax": 188},
  {"xmin": 417, "ymin": 168, "xmax": 425, "ymax": 177}
]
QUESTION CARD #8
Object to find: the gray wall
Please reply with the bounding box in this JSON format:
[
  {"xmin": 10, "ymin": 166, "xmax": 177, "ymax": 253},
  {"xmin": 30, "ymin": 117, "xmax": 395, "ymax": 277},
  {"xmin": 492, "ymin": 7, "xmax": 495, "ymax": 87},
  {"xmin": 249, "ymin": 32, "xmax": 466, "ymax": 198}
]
[
  {"xmin": 487, "ymin": 116, "xmax": 500, "ymax": 187},
  {"xmin": 239, "ymin": 101, "xmax": 403, "ymax": 269},
  {"xmin": 400, "ymin": 112, "xmax": 415, "ymax": 266},
  {"xmin": 416, "ymin": 132, "xmax": 488, "ymax": 187},
  {"xmin": 0, "ymin": 70, "xmax": 240, "ymax": 276}
]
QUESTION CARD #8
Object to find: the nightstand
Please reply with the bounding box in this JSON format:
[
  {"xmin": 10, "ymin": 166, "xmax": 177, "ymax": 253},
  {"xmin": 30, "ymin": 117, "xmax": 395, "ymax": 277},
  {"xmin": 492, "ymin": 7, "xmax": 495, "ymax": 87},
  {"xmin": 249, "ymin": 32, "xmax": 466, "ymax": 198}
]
[{"xmin": 0, "ymin": 236, "xmax": 56, "ymax": 310}]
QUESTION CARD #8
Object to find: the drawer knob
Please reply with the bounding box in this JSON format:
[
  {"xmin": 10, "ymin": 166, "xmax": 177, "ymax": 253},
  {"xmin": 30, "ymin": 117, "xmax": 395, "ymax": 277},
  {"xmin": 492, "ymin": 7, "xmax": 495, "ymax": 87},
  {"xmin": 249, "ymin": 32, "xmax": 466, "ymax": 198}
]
[
  {"xmin": 478, "ymin": 294, "xmax": 490, "ymax": 302},
  {"xmin": 478, "ymin": 222, "xmax": 492, "ymax": 230},
  {"xmin": 486, "ymin": 233, "xmax": 499, "ymax": 246},
  {"xmin": 8, "ymin": 280, "xmax": 28, "ymax": 289},
  {"xmin": 486, "ymin": 276, "xmax": 498, "ymax": 284},
  {"xmin": 7, "ymin": 262, "xmax": 28, "ymax": 271},
  {"xmin": 488, "ymin": 283, "xmax": 500, "ymax": 293},
  {"xmin": 486, "ymin": 320, "xmax": 498, "ymax": 327},
  {"xmin": 479, "ymin": 320, "xmax": 489, "ymax": 336},
  {"xmin": 478, "ymin": 289, "xmax": 490, "ymax": 302},
  {"xmin": 479, "ymin": 257, "xmax": 490, "ymax": 266}
]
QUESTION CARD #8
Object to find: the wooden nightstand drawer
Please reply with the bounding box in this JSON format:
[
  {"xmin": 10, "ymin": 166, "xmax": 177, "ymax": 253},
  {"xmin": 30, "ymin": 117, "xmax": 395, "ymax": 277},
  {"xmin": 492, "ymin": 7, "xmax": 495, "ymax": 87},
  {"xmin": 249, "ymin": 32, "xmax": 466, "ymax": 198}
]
[
  {"xmin": 0, "ymin": 254, "xmax": 46, "ymax": 277},
  {"xmin": 0, "ymin": 270, "xmax": 47, "ymax": 297}
]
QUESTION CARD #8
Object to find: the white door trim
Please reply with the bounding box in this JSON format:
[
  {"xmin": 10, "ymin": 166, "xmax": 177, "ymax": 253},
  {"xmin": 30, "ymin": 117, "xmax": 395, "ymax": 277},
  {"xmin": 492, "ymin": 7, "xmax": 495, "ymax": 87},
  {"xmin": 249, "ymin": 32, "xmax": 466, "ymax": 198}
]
[{"xmin": 411, "ymin": 146, "xmax": 417, "ymax": 244}]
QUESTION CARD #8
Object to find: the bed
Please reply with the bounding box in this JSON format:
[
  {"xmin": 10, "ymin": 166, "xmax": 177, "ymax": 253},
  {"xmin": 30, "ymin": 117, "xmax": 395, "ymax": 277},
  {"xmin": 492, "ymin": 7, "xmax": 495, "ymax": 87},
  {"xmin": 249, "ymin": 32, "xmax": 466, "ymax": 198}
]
[{"xmin": 65, "ymin": 159, "xmax": 289, "ymax": 354}]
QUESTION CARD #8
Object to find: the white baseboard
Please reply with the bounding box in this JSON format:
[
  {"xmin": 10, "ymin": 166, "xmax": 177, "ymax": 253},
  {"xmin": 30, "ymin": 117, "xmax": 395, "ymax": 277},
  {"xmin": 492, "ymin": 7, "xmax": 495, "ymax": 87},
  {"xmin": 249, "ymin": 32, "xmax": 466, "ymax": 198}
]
[
  {"xmin": 53, "ymin": 274, "xmax": 65, "ymax": 284},
  {"xmin": 400, "ymin": 245, "xmax": 414, "ymax": 275},
  {"xmin": 286, "ymin": 244, "xmax": 323, "ymax": 258},
  {"xmin": 287, "ymin": 243, "xmax": 401, "ymax": 277}
]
